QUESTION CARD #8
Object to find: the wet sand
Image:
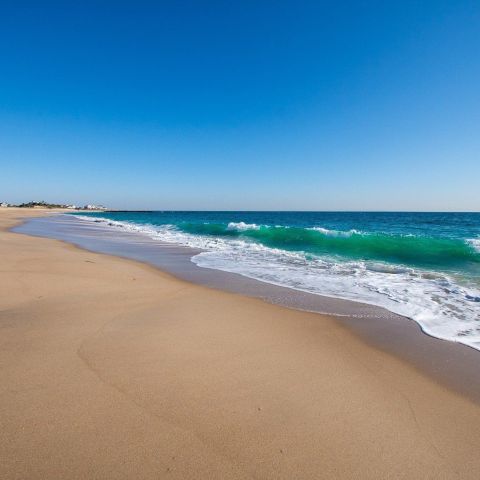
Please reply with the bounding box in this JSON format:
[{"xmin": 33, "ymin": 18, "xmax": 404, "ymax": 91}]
[
  {"xmin": 16, "ymin": 213, "xmax": 480, "ymax": 404},
  {"xmin": 2, "ymin": 208, "xmax": 480, "ymax": 479}
]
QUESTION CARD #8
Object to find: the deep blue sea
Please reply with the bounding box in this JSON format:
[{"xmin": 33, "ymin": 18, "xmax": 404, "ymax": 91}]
[{"xmin": 74, "ymin": 211, "xmax": 480, "ymax": 349}]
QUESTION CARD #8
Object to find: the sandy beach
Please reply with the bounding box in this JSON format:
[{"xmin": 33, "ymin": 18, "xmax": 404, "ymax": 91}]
[{"xmin": 1, "ymin": 208, "xmax": 480, "ymax": 480}]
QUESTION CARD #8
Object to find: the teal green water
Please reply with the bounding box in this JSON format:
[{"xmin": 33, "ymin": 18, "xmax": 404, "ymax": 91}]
[
  {"xmin": 178, "ymin": 221, "xmax": 479, "ymax": 273},
  {"xmin": 79, "ymin": 211, "xmax": 480, "ymax": 276},
  {"xmin": 75, "ymin": 211, "xmax": 480, "ymax": 348}
]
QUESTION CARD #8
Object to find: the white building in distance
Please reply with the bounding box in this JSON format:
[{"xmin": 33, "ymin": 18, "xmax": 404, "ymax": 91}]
[{"xmin": 83, "ymin": 204, "xmax": 107, "ymax": 210}]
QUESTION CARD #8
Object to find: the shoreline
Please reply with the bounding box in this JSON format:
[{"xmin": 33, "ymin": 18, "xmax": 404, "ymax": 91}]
[
  {"xmin": 2, "ymin": 208, "xmax": 480, "ymax": 478},
  {"xmin": 14, "ymin": 211, "xmax": 480, "ymax": 404}
]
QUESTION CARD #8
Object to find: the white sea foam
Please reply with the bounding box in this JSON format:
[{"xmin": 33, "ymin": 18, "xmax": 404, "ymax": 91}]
[
  {"xmin": 227, "ymin": 222, "xmax": 260, "ymax": 231},
  {"xmin": 75, "ymin": 215, "xmax": 480, "ymax": 351},
  {"xmin": 467, "ymin": 238, "xmax": 480, "ymax": 253},
  {"xmin": 307, "ymin": 226, "xmax": 359, "ymax": 237}
]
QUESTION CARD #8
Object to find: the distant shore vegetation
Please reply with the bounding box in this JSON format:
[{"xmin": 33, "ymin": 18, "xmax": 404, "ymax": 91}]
[{"xmin": 0, "ymin": 201, "xmax": 107, "ymax": 210}]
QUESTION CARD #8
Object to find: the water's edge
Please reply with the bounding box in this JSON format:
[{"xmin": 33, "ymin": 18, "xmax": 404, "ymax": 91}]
[
  {"xmin": 13, "ymin": 214, "xmax": 480, "ymax": 404},
  {"xmin": 72, "ymin": 211, "xmax": 480, "ymax": 351}
]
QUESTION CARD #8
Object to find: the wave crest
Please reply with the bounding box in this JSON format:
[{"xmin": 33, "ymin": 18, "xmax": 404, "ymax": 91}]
[
  {"xmin": 177, "ymin": 222, "xmax": 480, "ymax": 270},
  {"xmin": 467, "ymin": 238, "xmax": 480, "ymax": 253},
  {"xmin": 307, "ymin": 226, "xmax": 359, "ymax": 237},
  {"xmin": 227, "ymin": 222, "xmax": 260, "ymax": 231}
]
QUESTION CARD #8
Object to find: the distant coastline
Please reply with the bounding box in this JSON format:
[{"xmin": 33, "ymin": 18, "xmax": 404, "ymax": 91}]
[{"xmin": 0, "ymin": 200, "xmax": 107, "ymax": 211}]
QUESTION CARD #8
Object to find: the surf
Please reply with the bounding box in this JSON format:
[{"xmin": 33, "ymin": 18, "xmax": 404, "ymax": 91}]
[
  {"xmin": 72, "ymin": 211, "xmax": 480, "ymax": 350},
  {"xmin": 176, "ymin": 222, "xmax": 480, "ymax": 272}
]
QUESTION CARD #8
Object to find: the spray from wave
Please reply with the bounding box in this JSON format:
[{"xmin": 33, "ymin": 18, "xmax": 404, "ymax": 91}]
[
  {"xmin": 176, "ymin": 222, "xmax": 479, "ymax": 271},
  {"xmin": 74, "ymin": 214, "xmax": 480, "ymax": 350}
]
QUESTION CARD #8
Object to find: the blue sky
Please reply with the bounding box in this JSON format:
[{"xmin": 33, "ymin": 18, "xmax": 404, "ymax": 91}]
[{"xmin": 1, "ymin": 1, "xmax": 479, "ymax": 210}]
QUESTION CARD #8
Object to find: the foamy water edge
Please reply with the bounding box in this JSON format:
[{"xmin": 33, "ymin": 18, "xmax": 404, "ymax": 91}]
[{"xmin": 74, "ymin": 215, "xmax": 480, "ymax": 351}]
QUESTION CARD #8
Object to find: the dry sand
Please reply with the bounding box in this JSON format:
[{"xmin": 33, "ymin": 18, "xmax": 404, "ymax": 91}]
[{"xmin": 1, "ymin": 208, "xmax": 480, "ymax": 479}]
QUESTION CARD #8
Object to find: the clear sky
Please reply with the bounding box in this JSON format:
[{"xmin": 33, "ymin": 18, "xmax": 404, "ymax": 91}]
[{"xmin": 1, "ymin": 1, "xmax": 479, "ymax": 211}]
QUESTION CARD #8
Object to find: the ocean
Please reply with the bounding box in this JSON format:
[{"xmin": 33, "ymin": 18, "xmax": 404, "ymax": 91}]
[{"xmin": 73, "ymin": 211, "xmax": 480, "ymax": 349}]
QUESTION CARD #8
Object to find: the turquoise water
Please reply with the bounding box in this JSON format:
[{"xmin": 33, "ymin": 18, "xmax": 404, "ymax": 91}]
[{"xmin": 75, "ymin": 211, "xmax": 480, "ymax": 348}]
